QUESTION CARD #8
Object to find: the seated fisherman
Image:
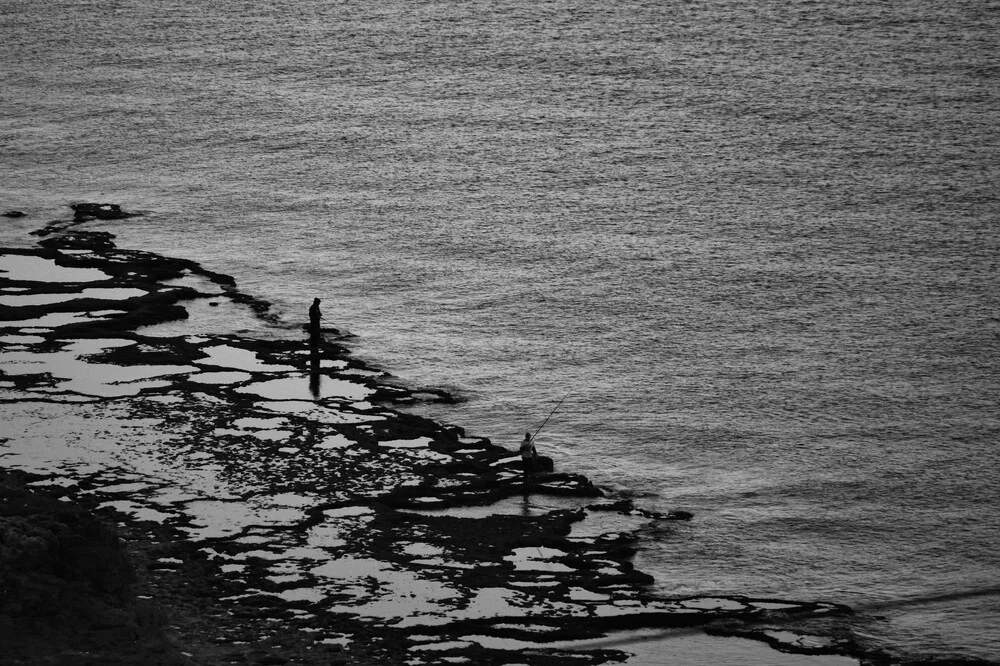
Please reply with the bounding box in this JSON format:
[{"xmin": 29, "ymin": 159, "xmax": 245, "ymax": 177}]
[{"xmin": 520, "ymin": 432, "xmax": 537, "ymax": 473}]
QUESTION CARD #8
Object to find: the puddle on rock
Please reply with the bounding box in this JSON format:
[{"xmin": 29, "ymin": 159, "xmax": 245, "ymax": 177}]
[
  {"xmin": 0, "ymin": 334, "xmax": 46, "ymax": 344},
  {"xmin": 310, "ymin": 557, "xmax": 460, "ymax": 621},
  {"xmin": 399, "ymin": 494, "xmax": 593, "ymax": 519},
  {"xmin": 0, "ymin": 287, "xmax": 147, "ymax": 306},
  {"xmin": 316, "ymin": 433, "xmax": 356, "ymax": 449},
  {"xmin": 274, "ymin": 587, "xmax": 327, "ymax": 603},
  {"xmin": 1, "ymin": 310, "xmax": 126, "ymax": 329},
  {"xmin": 259, "ymin": 401, "xmax": 384, "ymax": 424},
  {"xmin": 569, "ymin": 587, "xmax": 612, "ymax": 601},
  {"xmin": 195, "ymin": 344, "xmax": 296, "ymax": 372},
  {"xmin": 403, "ymin": 543, "xmax": 447, "ymax": 557},
  {"xmin": 261, "ymin": 431, "xmax": 295, "ymax": 443},
  {"xmin": 447, "ymin": 586, "xmax": 578, "ymax": 622},
  {"xmin": 679, "ymin": 597, "xmax": 747, "ymax": 611},
  {"xmin": 99, "ymin": 499, "xmax": 175, "ymax": 523},
  {"xmin": 505, "ymin": 547, "xmax": 575, "ymax": 573},
  {"xmin": 380, "ymin": 437, "xmax": 434, "ymax": 449},
  {"xmin": 181, "ymin": 493, "xmax": 315, "ymax": 540},
  {"xmin": 233, "ymin": 416, "xmax": 288, "ymax": 429},
  {"xmin": 188, "ymin": 371, "xmax": 252, "ymax": 385},
  {"xmin": 0, "ymin": 339, "xmax": 196, "ymax": 397},
  {"xmin": 0, "ymin": 254, "xmax": 111, "ymax": 282}
]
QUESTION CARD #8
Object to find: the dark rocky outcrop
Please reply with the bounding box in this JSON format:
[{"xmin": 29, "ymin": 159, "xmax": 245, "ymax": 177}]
[
  {"xmin": 71, "ymin": 203, "xmax": 139, "ymax": 221},
  {"xmin": 38, "ymin": 230, "xmax": 118, "ymax": 251},
  {"xmin": 3, "ymin": 210, "xmax": 26, "ymax": 218},
  {"xmin": 29, "ymin": 203, "xmax": 138, "ymax": 238},
  {"xmin": 0, "ymin": 471, "xmax": 186, "ymax": 665}
]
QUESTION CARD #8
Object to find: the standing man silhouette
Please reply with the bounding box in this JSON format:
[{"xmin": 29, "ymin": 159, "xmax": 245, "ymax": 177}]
[{"xmin": 309, "ymin": 298, "xmax": 322, "ymax": 345}]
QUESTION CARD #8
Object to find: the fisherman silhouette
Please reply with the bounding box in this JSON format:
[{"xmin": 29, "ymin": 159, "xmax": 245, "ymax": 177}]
[
  {"xmin": 308, "ymin": 298, "xmax": 322, "ymax": 345},
  {"xmin": 520, "ymin": 432, "xmax": 537, "ymax": 475}
]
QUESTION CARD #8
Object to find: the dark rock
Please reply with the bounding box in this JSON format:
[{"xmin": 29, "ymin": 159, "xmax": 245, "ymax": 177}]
[
  {"xmin": 3, "ymin": 210, "xmax": 26, "ymax": 218},
  {"xmin": 522, "ymin": 455, "xmax": 555, "ymax": 474},
  {"xmin": 0, "ymin": 471, "xmax": 184, "ymax": 664},
  {"xmin": 0, "ymin": 477, "xmax": 135, "ymax": 610},
  {"xmin": 255, "ymin": 656, "xmax": 288, "ymax": 665},
  {"xmin": 38, "ymin": 230, "xmax": 117, "ymax": 251},
  {"xmin": 71, "ymin": 203, "xmax": 138, "ymax": 221}
]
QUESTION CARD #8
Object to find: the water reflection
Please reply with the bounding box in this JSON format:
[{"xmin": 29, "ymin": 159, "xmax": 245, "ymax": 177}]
[
  {"xmin": 235, "ymin": 375, "xmax": 372, "ymax": 401},
  {"xmin": 309, "ymin": 347, "xmax": 321, "ymax": 400}
]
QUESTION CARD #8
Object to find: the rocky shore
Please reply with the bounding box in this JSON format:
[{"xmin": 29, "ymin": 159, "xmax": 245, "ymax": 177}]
[
  {"xmin": 1, "ymin": 206, "xmax": 951, "ymax": 666},
  {"xmin": 0, "ymin": 469, "xmax": 186, "ymax": 665}
]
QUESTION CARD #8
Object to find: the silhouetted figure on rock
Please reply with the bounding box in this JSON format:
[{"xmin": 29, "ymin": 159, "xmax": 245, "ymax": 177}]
[
  {"xmin": 520, "ymin": 432, "xmax": 538, "ymax": 475},
  {"xmin": 309, "ymin": 298, "xmax": 322, "ymax": 345}
]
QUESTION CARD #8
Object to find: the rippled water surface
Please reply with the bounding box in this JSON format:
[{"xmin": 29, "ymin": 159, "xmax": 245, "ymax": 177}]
[{"xmin": 3, "ymin": 0, "xmax": 999, "ymax": 660}]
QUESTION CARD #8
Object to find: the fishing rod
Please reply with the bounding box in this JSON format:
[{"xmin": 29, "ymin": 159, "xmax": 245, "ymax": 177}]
[{"xmin": 529, "ymin": 390, "xmax": 574, "ymax": 442}]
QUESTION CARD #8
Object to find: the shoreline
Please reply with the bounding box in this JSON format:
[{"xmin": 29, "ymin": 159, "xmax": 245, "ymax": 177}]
[{"xmin": 0, "ymin": 206, "xmax": 930, "ymax": 665}]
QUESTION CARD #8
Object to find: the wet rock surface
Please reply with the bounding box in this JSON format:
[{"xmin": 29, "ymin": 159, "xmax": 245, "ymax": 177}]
[{"xmin": 0, "ymin": 208, "xmax": 895, "ymax": 665}]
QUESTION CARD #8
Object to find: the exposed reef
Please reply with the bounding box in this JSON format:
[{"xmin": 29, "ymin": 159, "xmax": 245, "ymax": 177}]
[
  {"xmin": 71, "ymin": 202, "xmax": 140, "ymax": 222},
  {"xmin": 0, "ymin": 205, "xmax": 915, "ymax": 666}
]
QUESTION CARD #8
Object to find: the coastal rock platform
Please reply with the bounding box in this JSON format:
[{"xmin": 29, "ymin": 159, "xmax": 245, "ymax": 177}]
[{"xmin": 0, "ymin": 211, "xmax": 877, "ymax": 665}]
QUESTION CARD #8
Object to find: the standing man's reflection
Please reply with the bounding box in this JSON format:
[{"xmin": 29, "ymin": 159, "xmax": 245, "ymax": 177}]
[{"xmin": 309, "ymin": 348, "xmax": 321, "ymax": 399}]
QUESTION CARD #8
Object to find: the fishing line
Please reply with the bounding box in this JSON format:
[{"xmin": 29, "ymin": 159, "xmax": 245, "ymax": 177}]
[{"xmin": 529, "ymin": 389, "xmax": 574, "ymax": 442}]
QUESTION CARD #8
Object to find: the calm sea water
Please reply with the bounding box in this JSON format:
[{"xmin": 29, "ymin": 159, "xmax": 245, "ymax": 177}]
[{"xmin": 3, "ymin": 0, "xmax": 999, "ymax": 661}]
